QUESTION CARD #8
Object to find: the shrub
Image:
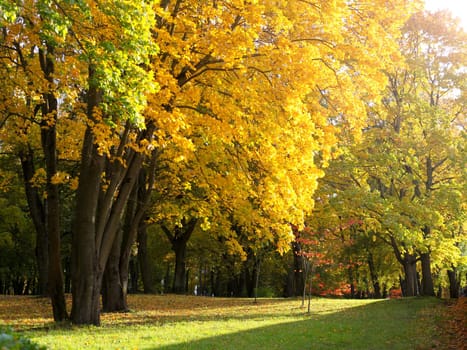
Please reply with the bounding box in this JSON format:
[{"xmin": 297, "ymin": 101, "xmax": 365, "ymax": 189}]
[{"xmin": 0, "ymin": 328, "xmax": 46, "ymax": 350}]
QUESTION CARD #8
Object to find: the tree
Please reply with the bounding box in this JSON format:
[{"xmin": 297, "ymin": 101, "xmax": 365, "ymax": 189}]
[
  {"xmin": 310, "ymin": 9, "xmax": 466, "ymax": 297},
  {"xmin": 0, "ymin": 0, "xmax": 157, "ymax": 324},
  {"xmin": 375, "ymin": 10, "xmax": 466, "ymax": 296}
]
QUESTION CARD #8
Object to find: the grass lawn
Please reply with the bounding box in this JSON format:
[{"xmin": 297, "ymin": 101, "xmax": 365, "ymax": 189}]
[{"xmin": 0, "ymin": 294, "xmax": 452, "ymax": 349}]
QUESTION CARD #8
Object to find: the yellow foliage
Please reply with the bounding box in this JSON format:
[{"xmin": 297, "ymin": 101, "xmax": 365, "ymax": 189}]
[{"xmin": 0, "ymin": 0, "xmax": 420, "ymax": 254}]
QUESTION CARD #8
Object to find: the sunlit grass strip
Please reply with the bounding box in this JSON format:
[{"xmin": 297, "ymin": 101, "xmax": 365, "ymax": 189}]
[{"xmin": 0, "ymin": 295, "xmax": 444, "ymax": 350}]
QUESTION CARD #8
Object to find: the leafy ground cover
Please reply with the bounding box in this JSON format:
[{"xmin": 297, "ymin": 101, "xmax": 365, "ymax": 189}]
[{"xmin": 0, "ymin": 294, "xmax": 460, "ymax": 349}]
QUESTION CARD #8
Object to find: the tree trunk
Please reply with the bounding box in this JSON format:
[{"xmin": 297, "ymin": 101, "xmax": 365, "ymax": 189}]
[
  {"xmin": 39, "ymin": 46, "xmax": 67, "ymax": 321},
  {"xmin": 367, "ymin": 251, "xmax": 382, "ymax": 298},
  {"xmin": 244, "ymin": 264, "xmax": 254, "ymax": 298},
  {"xmin": 172, "ymin": 239, "xmax": 188, "ymax": 294},
  {"xmin": 162, "ymin": 219, "xmax": 197, "ymax": 294},
  {"xmin": 103, "ymin": 154, "xmax": 158, "ymax": 307},
  {"xmin": 129, "ymin": 258, "xmax": 139, "ymax": 293},
  {"xmin": 71, "ymin": 76, "xmax": 105, "ymax": 324},
  {"xmin": 42, "ymin": 111, "xmax": 68, "ymax": 321},
  {"xmin": 420, "ymin": 252, "xmax": 435, "ymax": 296},
  {"xmin": 102, "ymin": 229, "xmax": 127, "ymax": 312},
  {"xmin": 402, "ymin": 254, "xmax": 418, "ymax": 297},
  {"xmin": 447, "ymin": 268, "xmax": 459, "ymax": 298},
  {"xmin": 292, "ymin": 241, "xmax": 304, "ymax": 297},
  {"xmin": 71, "ymin": 128, "xmax": 104, "ymax": 325},
  {"xmin": 138, "ymin": 224, "xmax": 154, "ymax": 293}
]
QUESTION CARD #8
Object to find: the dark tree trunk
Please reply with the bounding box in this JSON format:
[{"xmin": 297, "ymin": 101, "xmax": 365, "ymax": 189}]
[
  {"xmin": 283, "ymin": 243, "xmax": 304, "ymax": 297},
  {"xmin": 71, "ymin": 69, "xmax": 106, "ymax": 324},
  {"xmin": 19, "ymin": 149, "xmax": 48, "ymax": 296},
  {"xmin": 348, "ymin": 266, "xmax": 356, "ymax": 298},
  {"xmin": 71, "ymin": 128, "xmax": 105, "ymax": 325},
  {"xmin": 39, "ymin": 46, "xmax": 67, "ymax": 321},
  {"xmin": 162, "ymin": 219, "xmax": 197, "ymax": 294},
  {"xmin": 420, "ymin": 252, "xmax": 435, "ymax": 296},
  {"xmin": 172, "ymin": 239, "xmax": 188, "ymax": 294},
  {"xmin": 292, "ymin": 242, "xmax": 304, "ymax": 297},
  {"xmin": 129, "ymin": 258, "xmax": 139, "ymax": 293},
  {"xmin": 138, "ymin": 224, "xmax": 154, "ymax": 293},
  {"xmin": 367, "ymin": 251, "xmax": 381, "ymax": 298},
  {"xmin": 102, "ymin": 152, "xmax": 158, "ymax": 308},
  {"xmin": 389, "ymin": 236, "xmax": 418, "ymax": 297},
  {"xmin": 401, "ymin": 254, "xmax": 418, "ymax": 297},
  {"xmin": 283, "ymin": 267, "xmax": 294, "ymax": 298},
  {"xmin": 42, "ymin": 108, "xmax": 68, "ymax": 322},
  {"xmin": 244, "ymin": 265, "xmax": 255, "ymax": 298},
  {"xmin": 447, "ymin": 268, "xmax": 459, "ymax": 298},
  {"xmin": 102, "ymin": 229, "xmax": 126, "ymax": 312}
]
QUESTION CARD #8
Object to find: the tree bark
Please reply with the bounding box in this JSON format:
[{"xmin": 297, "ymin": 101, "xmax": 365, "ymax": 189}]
[
  {"xmin": 162, "ymin": 218, "xmax": 197, "ymax": 294},
  {"xmin": 71, "ymin": 127, "xmax": 105, "ymax": 325},
  {"xmin": 420, "ymin": 252, "xmax": 435, "ymax": 296},
  {"xmin": 389, "ymin": 236, "xmax": 418, "ymax": 297},
  {"xmin": 447, "ymin": 268, "xmax": 459, "ymax": 298},
  {"xmin": 401, "ymin": 254, "xmax": 418, "ymax": 297},
  {"xmin": 71, "ymin": 68, "xmax": 105, "ymax": 324},
  {"xmin": 367, "ymin": 251, "xmax": 382, "ymax": 298},
  {"xmin": 244, "ymin": 263, "xmax": 255, "ymax": 298},
  {"xmin": 292, "ymin": 241, "xmax": 304, "ymax": 297},
  {"xmin": 172, "ymin": 238, "xmax": 188, "ymax": 294},
  {"xmin": 138, "ymin": 223, "xmax": 154, "ymax": 293},
  {"xmin": 102, "ymin": 229, "xmax": 127, "ymax": 312},
  {"xmin": 102, "ymin": 157, "xmax": 158, "ymax": 310},
  {"xmin": 39, "ymin": 46, "xmax": 67, "ymax": 321}
]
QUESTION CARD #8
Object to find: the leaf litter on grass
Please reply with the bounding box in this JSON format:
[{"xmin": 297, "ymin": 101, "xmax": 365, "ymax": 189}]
[{"xmin": 0, "ymin": 294, "xmax": 459, "ymax": 349}]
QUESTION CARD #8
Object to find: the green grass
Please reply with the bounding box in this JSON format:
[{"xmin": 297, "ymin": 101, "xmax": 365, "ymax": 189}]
[{"xmin": 3, "ymin": 295, "xmax": 446, "ymax": 349}]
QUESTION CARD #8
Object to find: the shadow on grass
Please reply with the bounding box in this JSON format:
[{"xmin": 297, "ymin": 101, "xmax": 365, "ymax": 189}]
[
  {"xmin": 138, "ymin": 298, "xmax": 440, "ymax": 350},
  {"xmin": 22, "ymin": 297, "xmax": 443, "ymax": 350}
]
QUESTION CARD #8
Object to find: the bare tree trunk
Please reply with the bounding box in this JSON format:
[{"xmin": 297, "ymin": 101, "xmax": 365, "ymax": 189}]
[
  {"xmin": 71, "ymin": 68, "xmax": 105, "ymax": 324},
  {"xmin": 172, "ymin": 239, "xmax": 188, "ymax": 294},
  {"xmin": 447, "ymin": 268, "xmax": 460, "ymax": 298},
  {"xmin": 102, "ymin": 158, "xmax": 158, "ymax": 310},
  {"xmin": 402, "ymin": 254, "xmax": 418, "ymax": 297},
  {"xmin": 102, "ymin": 229, "xmax": 126, "ymax": 312},
  {"xmin": 39, "ymin": 46, "xmax": 67, "ymax": 321},
  {"xmin": 292, "ymin": 241, "xmax": 304, "ymax": 297},
  {"xmin": 71, "ymin": 127, "xmax": 105, "ymax": 325},
  {"xmin": 420, "ymin": 252, "xmax": 435, "ymax": 296},
  {"xmin": 162, "ymin": 219, "xmax": 197, "ymax": 294},
  {"xmin": 138, "ymin": 224, "xmax": 154, "ymax": 293},
  {"xmin": 367, "ymin": 251, "xmax": 382, "ymax": 298}
]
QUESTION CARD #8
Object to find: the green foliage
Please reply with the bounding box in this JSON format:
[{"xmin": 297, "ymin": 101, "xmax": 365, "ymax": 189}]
[
  {"xmin": 0, "ymin": 328, "xmax": 46, "ymax": 350},
  {"xmin": 0, "ymin": 0, "xmax": 17, "ymax": 23},
  {"xmin": 0, "ymin": 187, "xmax": 36, "ymax": 294}
]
